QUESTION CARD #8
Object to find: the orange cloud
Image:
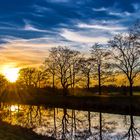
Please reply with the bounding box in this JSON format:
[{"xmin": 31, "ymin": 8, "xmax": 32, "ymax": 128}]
[{"xmin": 0, "ymin": 40, "xmax": 51, "ymax": 71}]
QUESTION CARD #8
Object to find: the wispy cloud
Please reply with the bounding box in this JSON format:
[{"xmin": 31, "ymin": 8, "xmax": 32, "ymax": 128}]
[
  {"xmin": 78, "ymin": 23, "xmax": 126, "ymax": 31},
  {"xmin": 92, "ymin": 5, "xmax": 132, "ymax": 18},
  {"xmin": 33, "ymin": 5, "xmax": 53, "ymax": 14},
  {"xmin": 61, "ymin": 29, "xmax": 109, "ymax": 43},
  {"xmin": 24, "ymin": 21, "xmax": 47, "ymax": 33},
  {"xmin": 92, "ymin": 7, "xmax": 108, "ymax": 12},
  {"xmin": 108, "ymin": 11, "xmax": 132, "ymax": 17}
]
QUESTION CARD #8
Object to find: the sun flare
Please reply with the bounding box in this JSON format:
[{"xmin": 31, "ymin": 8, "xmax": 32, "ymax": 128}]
[{"xmin": 2, "ymin": 67, "xmax": 20, "ymax": 82}]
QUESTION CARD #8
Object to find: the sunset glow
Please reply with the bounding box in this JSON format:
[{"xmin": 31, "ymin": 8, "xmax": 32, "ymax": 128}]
[{"xmin": 2, "ymin": 67, "xmax": 20, "ymax": 82}]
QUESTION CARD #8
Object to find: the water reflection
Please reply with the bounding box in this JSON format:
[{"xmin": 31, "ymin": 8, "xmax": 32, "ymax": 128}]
[
  {"xmin": 10, "ymin": 105, "xmax": 19, "ymax": 112},
  {"xmin": 0, "ymin": 103, "xmax": 140, "ymax": 140}
]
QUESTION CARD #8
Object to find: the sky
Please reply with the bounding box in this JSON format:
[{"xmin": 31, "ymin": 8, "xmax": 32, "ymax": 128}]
[{"xmin": 0, "ymin": 0, "xmax": 140, "ymax": 70}]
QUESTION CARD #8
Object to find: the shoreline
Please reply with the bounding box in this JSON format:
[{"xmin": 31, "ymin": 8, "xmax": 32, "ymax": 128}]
[
  {"xmin": 0, "ymin": 121, "xmax": 55, "ymax": 140},
  {"xmin": 1, "ymin": 91, "xmax": 140, "ymax": 116}
]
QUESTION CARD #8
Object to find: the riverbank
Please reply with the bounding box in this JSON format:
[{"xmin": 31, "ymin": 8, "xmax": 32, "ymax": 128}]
[
  {"xmin": 0, "ymin": 88, "xmax": 140, "ymax": 116},
  {"xmin": 0, "ymin": 121, "xmax": 55, "ymax": 140}
]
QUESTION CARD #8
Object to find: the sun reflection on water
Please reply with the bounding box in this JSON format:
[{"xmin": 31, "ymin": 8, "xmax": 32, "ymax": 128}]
[{"xmin": 10, "ymin": 105, "xmax": 19, "ymax": 112}]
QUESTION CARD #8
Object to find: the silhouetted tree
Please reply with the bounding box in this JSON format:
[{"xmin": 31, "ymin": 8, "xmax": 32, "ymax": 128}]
[
  {"xmin": 91, "ymin": 43, "xmax": 110, "ymax": 95},
  {"xmin": 18, "ymin": 68, "xmax": 36, "ymax": 88},
  {"xmin": 44, "ymin": 58, "xmax": 56, "ymax": 89},
  {"xmin": 79, "ymin": 58, "xmax": 93, "ymax": 89},
  {"xmin": 48, "ymin": 46, "xmax": 80, "ymax": 96},
  {"xmin": 109, "ymin": 33, "xmax": 140, "ymax": 96},
  {"xmin": 69, "ymin": 51, "xmax": 81, "ymax": 91},
  {"xmin": 32, "ymin": 69, "xmax": 46, "ymax": 88},
  {"xmin": 0, "ymin": 74, "xmax": 8, "ymax": 99},
  {"xmin": 18, "ymin": 68, "xmax": 46, "ymax": 88},
  {"xmin": 130, "ymin": 20, "xmax": 140, "ymax": 40},
  {"xmin": 0, "ymin": 74, "xmax": 7, "ymax": 90}
]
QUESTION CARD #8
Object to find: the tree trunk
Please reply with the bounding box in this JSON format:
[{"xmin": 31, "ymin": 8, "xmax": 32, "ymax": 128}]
[
  {"xmin": 87, "ymin": 74, "xmax": 90, "ymax": 90},
  {"xmin": 72, "ymin": 72, "xmax": 75, "ymax": 91},
  {"xmin": 98, "ymin": 64, "xmax": 101, "ymax": 95},
  {"xmin": 63, "ymin": 87, "xmax": 68, "ymax": 96},
  {"xmin": 52, "ymin": 73, "xmax": 55, "ymax": 89},
  {"xmin": 129, "ymin": 80, "xmax": 133, "ymax": 96},
  {"xmin": 38, "ymin": 81, "xmax": 40, "ymax": 88}
]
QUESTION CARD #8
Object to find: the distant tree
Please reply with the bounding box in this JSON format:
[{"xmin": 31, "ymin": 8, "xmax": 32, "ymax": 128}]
[
  {"xmin": 32, "ymin": 69, "xmax": 47, "ymax": 88},
  {"xmin": 44, "ymin": 58, "xmax": 56, "ymax": 89},
  {"xmin": 91, "ymin": 43, "xmax": 111, "ymax": 95},
  {"xmin": 0, "ymin": 74, "xmax": 7, "ymax": 93},
  {"xmin": 109, "ymin": 33, "xmax": 140, "ymax": 96},
  {"xmin": 69, "ymin": 51, "xmax": 81, "ymax": 90},
  {"xmin": 18, "ymin": 68, "xmax": 36, "ymax": 88},
  {"xmin": 129, "ymin": 20, "xmax": 140, "ymax": 39},
  {"xmin": 79, "ymin": 57, "xmax": 93, "ymax": 89},
  {"xmin": 18, "ymin": 67, "xmax": 46, "ymax": 88},
  {"xmin": 48, "ymin": 46, "xmax": 80, "ymax": 96}
]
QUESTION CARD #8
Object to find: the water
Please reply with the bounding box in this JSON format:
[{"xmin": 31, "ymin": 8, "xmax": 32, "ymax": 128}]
[{"xmin": 0, "ymin": 103, "xmax": 140, "ymax": 140}]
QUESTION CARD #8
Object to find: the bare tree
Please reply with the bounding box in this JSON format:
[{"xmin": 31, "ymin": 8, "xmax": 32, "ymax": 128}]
[
  {"xmin": 18, "ymin": 67, "xmax": 46, "ymax": 88},
  {"xmin": 69, "ymin": 51, "xmax": 81, "ymax": 90},
  {"xmin": 0, "ymin": 74, "xmax": 7, "ymax": 89},
  {"xmin": 79, "ymin": 57, "xmax": 93, "ymax": 89},
  {"xmin": 32, "ymin": 69, "xmax": 47, "ymax": 88},
  {"xmin": 91, "ymin": 43, "xmax": 110, "ymax": 95},
  {"xmin": 109, "ymin": 33, "xmax": 140, "ymax": 96},
  {"xmin": 0, "ymin": 74, "xmax": 8, "ymax": 99},
  {"xmin": 48, "ymin": 46, "xmax": 80, "ymax": 96},
  {"xmin": 44, "ymin": 58, "xmax": 56, "ymax": 89},
  {"xmin": 18, "ymin": 68, "xmax": 36, "ymax": 88},
  {"xmin": 130, "ymin": 20, "xmax": 140, "ymax": 40}
]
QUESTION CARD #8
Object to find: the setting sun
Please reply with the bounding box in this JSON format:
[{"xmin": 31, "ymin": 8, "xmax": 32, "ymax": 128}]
[{"xmin": 2, "ymin": 67, "xmax": 20, "ymax": 82}]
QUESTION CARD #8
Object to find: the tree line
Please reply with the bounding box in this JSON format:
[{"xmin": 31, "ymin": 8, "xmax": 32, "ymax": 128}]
[{"xmin": 0, "ymin": 21, "xmax": 140, "ymax": 96}]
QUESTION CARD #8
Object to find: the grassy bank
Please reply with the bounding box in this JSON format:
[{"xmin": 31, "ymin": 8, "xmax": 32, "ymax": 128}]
[
  {"xmin": 0, "ymin": 121, "xmax": 55, "ymax": 140},
  {"xmin": 0, "ymin": 88, "xmax": 140, "ymax": 116}
]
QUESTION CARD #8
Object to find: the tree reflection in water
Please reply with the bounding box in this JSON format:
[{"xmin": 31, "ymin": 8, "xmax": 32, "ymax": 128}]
[
  {"xmin": 122, "ymin": 106, "xmax": 140, "ymax": 140},
  {"xmin": 0, "ymin": 103, "xmax": 140, "ymax": 139},
  {"xmin": 123, "ymin": 114, "xmax": 140, "ymax": 139}
]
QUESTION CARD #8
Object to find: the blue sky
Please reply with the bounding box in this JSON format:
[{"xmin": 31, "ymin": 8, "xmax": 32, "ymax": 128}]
[{"xmin": 0, "ymin": 0, "xmax": 140, "ymax": 68}]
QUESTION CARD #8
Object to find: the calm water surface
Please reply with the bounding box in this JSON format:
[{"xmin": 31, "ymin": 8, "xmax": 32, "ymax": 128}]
[{"xmin": 0, "ymin": 103, "xmax": 140, "ymax": 140}]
